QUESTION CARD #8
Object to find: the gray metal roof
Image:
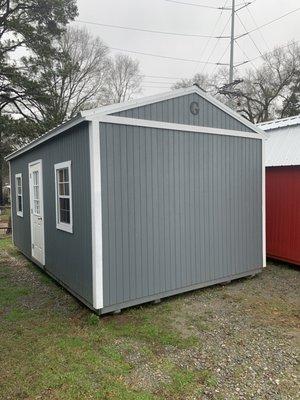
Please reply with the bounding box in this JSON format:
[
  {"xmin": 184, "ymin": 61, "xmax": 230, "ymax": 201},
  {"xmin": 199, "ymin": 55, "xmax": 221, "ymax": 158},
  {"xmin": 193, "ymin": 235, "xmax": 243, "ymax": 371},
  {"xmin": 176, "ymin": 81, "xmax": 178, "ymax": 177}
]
[{"xmin": 258, "ymin": 115, "xmax": 300, "ymax": 167}]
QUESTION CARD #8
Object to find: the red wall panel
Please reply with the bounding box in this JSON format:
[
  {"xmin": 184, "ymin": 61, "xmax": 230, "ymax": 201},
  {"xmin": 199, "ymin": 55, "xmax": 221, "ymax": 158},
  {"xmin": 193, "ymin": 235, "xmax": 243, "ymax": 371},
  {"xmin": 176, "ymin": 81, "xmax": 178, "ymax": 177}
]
[{"xmin": 266, "ymin": 166, "xmax": 300, "ymax": 265}]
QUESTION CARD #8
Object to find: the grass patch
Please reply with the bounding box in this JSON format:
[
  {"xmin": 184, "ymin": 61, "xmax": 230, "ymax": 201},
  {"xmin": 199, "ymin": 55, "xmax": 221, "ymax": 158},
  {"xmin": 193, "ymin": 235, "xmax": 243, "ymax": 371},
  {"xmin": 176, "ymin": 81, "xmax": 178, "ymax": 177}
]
[
  {"xmin": 104, "ymin": 311, "xmax": 199, "ymax": 349},
  {"xmin": 0, "ymin": 285, "xmax": 31, "ymax": 306},
  {"xmin": 160, "ymin": 362, "xmax": 217, "ymax": 399},
  {"xmin": 4, "ymin": 307, "xmax": 32, "ymax": 322}
]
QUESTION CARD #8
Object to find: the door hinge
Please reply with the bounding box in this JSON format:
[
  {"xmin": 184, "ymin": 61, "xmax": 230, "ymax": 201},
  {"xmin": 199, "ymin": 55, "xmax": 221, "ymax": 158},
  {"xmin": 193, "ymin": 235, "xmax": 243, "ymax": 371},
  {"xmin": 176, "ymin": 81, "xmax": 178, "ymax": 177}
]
[{"xmin": 32, "ymin": 244, "xmax": 34, "ymax": 249}]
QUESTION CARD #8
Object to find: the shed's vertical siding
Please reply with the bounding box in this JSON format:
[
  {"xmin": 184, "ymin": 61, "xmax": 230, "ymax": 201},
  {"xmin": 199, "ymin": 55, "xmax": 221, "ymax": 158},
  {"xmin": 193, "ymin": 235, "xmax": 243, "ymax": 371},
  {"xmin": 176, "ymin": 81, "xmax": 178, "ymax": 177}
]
[
  {"xmin": 100, "ymin": 123, "xmax": 262, "ymax": 310},
  {"xmin": 266, "ymin": 166, "xmax": 300, "ymax": 265},
  {"xmin": 10, "ymin": 122, "xmax": 93, "ymax": 305},
  {"xmin": 112, "ymin": 93, "xmax": 252, "ymax": 132}
]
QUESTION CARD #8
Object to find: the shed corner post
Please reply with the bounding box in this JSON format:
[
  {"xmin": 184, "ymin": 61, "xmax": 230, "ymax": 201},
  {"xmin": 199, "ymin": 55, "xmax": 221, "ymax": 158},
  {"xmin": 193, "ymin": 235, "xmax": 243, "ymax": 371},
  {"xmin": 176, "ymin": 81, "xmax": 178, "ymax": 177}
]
[
  {"xmin": 89, "ymin": 118, "xmax": 103, "ymax": 310},
  {"xmin": 262, "ymin": 137, "xmax": 266, "ymax": 268}
]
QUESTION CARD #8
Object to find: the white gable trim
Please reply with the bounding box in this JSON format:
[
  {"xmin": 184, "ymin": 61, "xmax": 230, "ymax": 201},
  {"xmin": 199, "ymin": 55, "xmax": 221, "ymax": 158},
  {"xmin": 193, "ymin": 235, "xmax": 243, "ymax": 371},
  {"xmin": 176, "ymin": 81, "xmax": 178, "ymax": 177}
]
[
  {"xmin": 98, "ymin": 115, "xmax": 263, "ymax": 140},
  {"xmin": 82, "ymin": 86, "xmax": 264, "ymax": 135}
]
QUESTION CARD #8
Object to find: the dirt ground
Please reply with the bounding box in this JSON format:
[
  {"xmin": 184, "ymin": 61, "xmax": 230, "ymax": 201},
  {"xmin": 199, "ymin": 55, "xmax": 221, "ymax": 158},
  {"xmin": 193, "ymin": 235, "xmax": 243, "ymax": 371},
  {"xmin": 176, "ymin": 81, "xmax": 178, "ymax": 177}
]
[{"xmin": 0, "ymin": 237, "xmax": 299, "ymax": 400}]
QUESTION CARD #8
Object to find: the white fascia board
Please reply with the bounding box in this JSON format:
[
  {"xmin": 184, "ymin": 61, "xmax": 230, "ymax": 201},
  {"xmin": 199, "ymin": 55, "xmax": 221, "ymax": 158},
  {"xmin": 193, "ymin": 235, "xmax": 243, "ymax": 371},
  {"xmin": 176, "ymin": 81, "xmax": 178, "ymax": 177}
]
[
  {"xmin": 5, "ymin": 115, "xmax": 86, "ymax": 161},
  {"xmin": 89, "ymin": 119, "xmax": 103, "ymax": 310},
  {"xmin": 82, "ymin": 86, "xmax": 264, "ymax": 136},
  {"xmin": 96, "ymin": 115, "xmax": 263, "ymax": 140}
]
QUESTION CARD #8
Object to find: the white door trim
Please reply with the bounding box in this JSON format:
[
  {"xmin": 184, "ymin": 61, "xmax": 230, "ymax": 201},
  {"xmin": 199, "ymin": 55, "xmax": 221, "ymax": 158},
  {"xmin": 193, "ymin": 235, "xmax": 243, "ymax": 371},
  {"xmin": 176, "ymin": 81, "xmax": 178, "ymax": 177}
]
[
  {"xmin": 89, "ymin": 119, "xmax": 103, "ymax": 310},
  {"xmin": 28, "ymin": 159, "xmax": 45, "ymax": 266}
]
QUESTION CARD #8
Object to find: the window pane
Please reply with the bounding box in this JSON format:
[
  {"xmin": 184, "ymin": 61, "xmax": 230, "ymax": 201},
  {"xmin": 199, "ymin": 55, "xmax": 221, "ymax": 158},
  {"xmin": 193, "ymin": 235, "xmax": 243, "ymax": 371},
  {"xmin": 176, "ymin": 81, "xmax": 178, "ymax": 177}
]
[
  {"xmin": 33, "ymin": 171, "xmax": 39, "ymax": 185},
  {"xmin": 63, "ymin": 168, "xmax": 69, "ymax": 182},
  {"xmin": 59, "ymin": 183, "xmax": 65, "ymax": 196},
  {"xmin": 59, "ymin": 197, "xmax": 70, "ymax": 224},
  {"xmin": 60, "ymin": 197, "xmax": 70, "ymax": 212},
  {"xmin": 64, "ymin": 182, "xmax": 69, "ymax": 196},
  {"xmin": 58, "ymin": 169, "xmax": 64, "ymax": 183},
  {"xmin": 34, "ymin": 200, "xmax": 40, "ymax": 215},
  {"xmin": 60, "ymin": 209, "xmax": 70, "ymax": 224},
  {"xmin": 34, "ymin": 186, "xmax": 39, "ymax": 200},
  {"xmin": 18, "ymin": 195, "xmax": 22, "ymax": 212}
]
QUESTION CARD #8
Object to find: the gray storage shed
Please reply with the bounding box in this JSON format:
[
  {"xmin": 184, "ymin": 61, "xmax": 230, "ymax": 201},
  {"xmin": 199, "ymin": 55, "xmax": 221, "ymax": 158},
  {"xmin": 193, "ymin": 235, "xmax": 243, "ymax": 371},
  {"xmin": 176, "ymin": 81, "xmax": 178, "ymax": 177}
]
[{"xmin": 6, "ymin": 86, "xmax": 266, "ymax": 314}]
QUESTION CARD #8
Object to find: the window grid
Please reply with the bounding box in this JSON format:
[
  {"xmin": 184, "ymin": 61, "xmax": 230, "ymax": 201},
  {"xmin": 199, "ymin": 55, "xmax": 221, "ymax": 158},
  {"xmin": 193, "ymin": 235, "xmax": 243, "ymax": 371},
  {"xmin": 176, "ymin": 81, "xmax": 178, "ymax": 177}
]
[
  {"xmin": 15, "ymin": 174, "xmax": 23, "ymax": 217},
  {"xmin": 32, "ymin": 171, "xmax": 40, "ymax": 215},
  {"xmin": 54, "ymin": 161, "xmax": 73, "ymax": 233}
]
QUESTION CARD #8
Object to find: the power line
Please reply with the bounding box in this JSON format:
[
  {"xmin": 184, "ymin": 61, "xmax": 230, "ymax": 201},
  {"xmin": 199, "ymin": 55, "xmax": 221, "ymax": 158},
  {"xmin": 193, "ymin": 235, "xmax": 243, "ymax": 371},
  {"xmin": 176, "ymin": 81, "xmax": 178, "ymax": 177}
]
[
  {"xmin": 165, "ymin": 0, "xmax": 231, "ymax": 10},
  {"xmin": 193, "ymin": 0, "xmax": 229, "ymax": 75},
  {"xmin": 235, "ymin": 40, "xmax": 300, "ymax": 67},
  {"xmin": 201, "ymin": 12, "xmax": 232, "ymax": 74},
  {"xmin": 76, "ymin": 19, "xmax": 230, "ymax": 39},
  {"xmin": 236, "ymin": 12, "xmax": 264, "ymax": 59},
  {"xmin": 211, "ymin": 41, "xmax": 231, "ymax": 76},
  {"xmin": 110, "ymin": 46, "xmax": 230, "ymax": 65},
  {"xmin": 142, "ymin": 80, "xmax": 177, "ymax": 85},
  {"xmin": 236, "ymin": 7, "xmax": 300, "ymax": 39},
  {"xmin": 164, "ymin": 0, "xmax": 250, "ymax": 10},
  {"xmin": 142, "ymin": 74, "xmax": 185, "ymax": 80},
  {"xmin": 240, "ymin": 0, "xmax": 270, "ymax": 51},
  {"xmin": 141, "ymin": 85, "xmax": 173, "ymax": 89},
  {"xmin": 234, "ymin": 39, "xmax": 257, "ymax": 70}
]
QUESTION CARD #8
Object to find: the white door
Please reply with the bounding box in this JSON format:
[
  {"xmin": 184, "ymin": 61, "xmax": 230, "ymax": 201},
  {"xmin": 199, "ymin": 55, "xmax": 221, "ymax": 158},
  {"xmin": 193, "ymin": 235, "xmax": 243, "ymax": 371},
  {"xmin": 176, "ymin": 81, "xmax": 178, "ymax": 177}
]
[{"xmin": 29, "ymin": 160, "xmax": 45, "ymax": 265}]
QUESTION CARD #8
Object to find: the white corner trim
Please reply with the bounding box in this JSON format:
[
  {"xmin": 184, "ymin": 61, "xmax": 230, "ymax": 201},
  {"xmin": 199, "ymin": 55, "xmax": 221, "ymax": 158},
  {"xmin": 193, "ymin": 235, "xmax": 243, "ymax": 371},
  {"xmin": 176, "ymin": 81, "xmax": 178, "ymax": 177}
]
[
  {"xmin": 15, "ymin": 172, "xmax": 23, "ymax": 217},
  {"xmin": 97, "ymin": 115, "xmax": 263, "ymax": 140},
  {"xmin": 54, "ymin": 160, "xmax": 73, "ymax": 234},
  {"xmin": 262, "ymin": 140, "xmax": 266, "ymax": 268},
  {"xmin": 89, "ymin": 119, "xmax": 103, "ymax": 310}
]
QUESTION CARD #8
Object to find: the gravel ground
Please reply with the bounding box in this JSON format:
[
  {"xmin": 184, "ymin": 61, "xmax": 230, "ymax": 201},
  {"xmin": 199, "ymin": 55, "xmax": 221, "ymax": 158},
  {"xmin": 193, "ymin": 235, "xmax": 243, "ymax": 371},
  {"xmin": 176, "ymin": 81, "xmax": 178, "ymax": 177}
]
[{"xmin": 119, "ymin": 262, "xmax": 300, "ymax": 399}]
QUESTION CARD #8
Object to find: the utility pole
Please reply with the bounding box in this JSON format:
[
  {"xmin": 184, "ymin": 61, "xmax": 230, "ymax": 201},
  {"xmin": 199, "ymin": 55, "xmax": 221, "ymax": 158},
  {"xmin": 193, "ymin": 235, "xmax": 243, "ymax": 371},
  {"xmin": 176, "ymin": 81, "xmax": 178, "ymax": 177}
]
[{"xmin": 229, "ymin": 0, "xmax": 235, "ymax": 84}]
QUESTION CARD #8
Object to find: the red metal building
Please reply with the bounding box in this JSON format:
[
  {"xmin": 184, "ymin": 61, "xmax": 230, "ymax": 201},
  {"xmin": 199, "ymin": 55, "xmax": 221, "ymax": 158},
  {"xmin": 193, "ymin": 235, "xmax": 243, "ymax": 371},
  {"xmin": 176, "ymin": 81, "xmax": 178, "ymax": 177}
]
[{"xmin": 259, "ymin": 116, "xmax": 300, "ymax": 266}]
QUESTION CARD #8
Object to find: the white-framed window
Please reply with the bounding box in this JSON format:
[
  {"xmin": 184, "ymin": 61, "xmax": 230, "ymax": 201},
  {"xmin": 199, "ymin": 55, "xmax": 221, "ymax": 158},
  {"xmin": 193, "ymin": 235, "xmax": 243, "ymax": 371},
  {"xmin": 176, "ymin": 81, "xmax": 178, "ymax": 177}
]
[
  {"xmin": 54, "ymin": 161, "xmax": 73, "ymax": 233},
  {"xmin": 15, "ymin": 173, "xmax": 23, "ymax": 217}
]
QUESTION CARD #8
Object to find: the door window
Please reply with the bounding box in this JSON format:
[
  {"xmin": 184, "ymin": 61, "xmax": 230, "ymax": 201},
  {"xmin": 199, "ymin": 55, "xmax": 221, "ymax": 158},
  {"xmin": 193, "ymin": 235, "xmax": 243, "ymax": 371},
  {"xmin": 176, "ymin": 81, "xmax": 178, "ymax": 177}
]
[{"xmin": 32, "ymin": 171, "xmax": 40, "ymax": 215}]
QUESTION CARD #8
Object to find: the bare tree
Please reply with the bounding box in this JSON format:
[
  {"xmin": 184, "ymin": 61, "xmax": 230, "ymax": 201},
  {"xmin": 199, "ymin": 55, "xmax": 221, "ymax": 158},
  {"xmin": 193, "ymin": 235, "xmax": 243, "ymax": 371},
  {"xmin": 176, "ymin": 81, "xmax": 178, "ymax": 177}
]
[
  {"xmin": 23, "ymin": 27, "xmax": 110, "ymax": 129},
  {"xmin": 172, "ymin": 42, "xmax": 300, "ymax": 123},
  {"xmin": 172, "ymin": 72, "xmax": 214, "ymax": 92},
  {"xmin": 220, "ymin": 43, "xmax": 300, "ymax": 123},
  {"xmin": 102, "ymin": 54, "xmax": 142, "ymax": 104}
]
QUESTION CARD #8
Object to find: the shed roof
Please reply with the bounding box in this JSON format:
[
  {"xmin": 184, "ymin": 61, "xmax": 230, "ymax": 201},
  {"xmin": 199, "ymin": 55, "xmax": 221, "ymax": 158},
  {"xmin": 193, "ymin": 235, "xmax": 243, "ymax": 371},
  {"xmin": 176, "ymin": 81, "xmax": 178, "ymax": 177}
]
[
  {"xmin": 258, "ymin": 115, "xmax": 300, "ymax": 167},
  {"xmin": 5, "ymin": 85, "xmax": 263, "ymax": 161}
]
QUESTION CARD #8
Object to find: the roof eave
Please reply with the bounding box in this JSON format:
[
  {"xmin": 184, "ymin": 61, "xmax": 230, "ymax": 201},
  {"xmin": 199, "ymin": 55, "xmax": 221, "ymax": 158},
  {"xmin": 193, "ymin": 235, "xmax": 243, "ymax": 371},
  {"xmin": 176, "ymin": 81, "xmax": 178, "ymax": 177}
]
[{"xmin": 5, "ymin": 115, "xmax": 86, "ymax": 162}]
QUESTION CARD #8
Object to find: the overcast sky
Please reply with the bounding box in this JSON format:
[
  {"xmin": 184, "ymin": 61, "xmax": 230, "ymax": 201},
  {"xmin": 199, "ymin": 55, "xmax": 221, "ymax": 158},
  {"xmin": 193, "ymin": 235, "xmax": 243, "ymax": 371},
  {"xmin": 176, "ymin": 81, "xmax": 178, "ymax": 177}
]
[{"xmin": 73, "ymin": 0, "xmax": 300, "ymax": 96}]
